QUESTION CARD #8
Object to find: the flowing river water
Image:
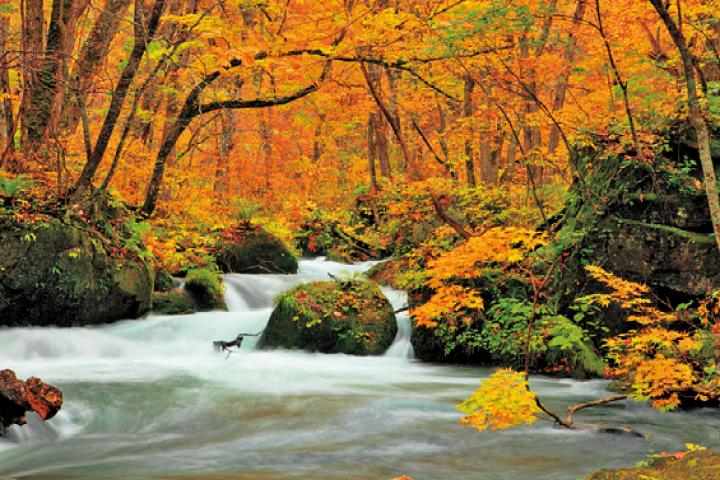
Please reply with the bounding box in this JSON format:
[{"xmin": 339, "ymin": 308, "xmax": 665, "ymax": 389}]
[{"xmin": 1, "ymin": 258, "xmax": 720, "ymax": 480}]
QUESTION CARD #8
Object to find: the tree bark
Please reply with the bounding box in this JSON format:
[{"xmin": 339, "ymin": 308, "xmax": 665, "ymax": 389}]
[
  {"xmin": 0, "ymin": 15, "xmax": 14, "ymax": 156},
  {"xmin": 20, "ymin": 0, "xmax": 44, "ymax": 155},
  {"xmin": 649, "ymin": 0, "xmax": 720, "ymax": 254},
  {"xmin": 463, "ymin": 74, "xmax": 476, "ymax": 187},
  {"xmin": 24, "ymin": 0, "xmax": 89, "ymax": 146}
]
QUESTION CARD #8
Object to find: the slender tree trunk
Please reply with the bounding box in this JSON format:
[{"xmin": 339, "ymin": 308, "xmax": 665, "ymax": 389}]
[
  {"xmin": 367, "ymin": 113, "xmax": 379, "ymax": 190},
  {"xmin": 548, "ymin": 0, "xmax": 587, "ymax": 156},
  {"xmin": 649, "ymin": 0, "xmax": 720, "ymax": 254},
  {"xmin": 0, "ymin": 15, "xmax": 14, "ymax": 156},
  {"xmin": 596, "ymin": 0, "xmax": 639, "ymax": 154},
  {"xmin": 63, "ymin": 0, "xmax": 132, "ymax": 133},
  {"xmin": 363, "ymin": 64, "xmax": 392, "ymax": 179},
  {"xmin": 463, "ymin": 74, "xmax": 476, "ymax": 187},
  {"xmin": 213, "ymin": 108, "xmax": 234, "ymax": 197}
]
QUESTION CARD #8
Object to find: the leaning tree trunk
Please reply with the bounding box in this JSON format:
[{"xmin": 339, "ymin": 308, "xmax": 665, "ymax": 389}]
[{"xmin": 649, "ymin": 0, "xmax": 720, "ymax": 254}]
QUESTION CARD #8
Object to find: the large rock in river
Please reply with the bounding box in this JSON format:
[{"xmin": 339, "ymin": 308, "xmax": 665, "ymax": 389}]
[
  {"xmin": 0, "ymin": 217, "xmax": 153, "ymax": 326},
  {"xmin": 260, "ymin": 279, "xmax": 397, "ymax": 355},
  {"xmin": 216, "ymin": 223, "xmax": 298, "ymax": 274}
]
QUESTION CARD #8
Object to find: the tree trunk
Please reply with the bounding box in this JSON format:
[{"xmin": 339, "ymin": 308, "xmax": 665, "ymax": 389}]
[
  {"xmin": 213, "ymin": 108, "xmax": 234, "ymax": 197},
  {"xmin": 548, "ymin": 0, "xmax": 587, "ymax": 157},
  {"xmin": 62, "ymin": 0, "xmax": 132, "ymax": 134},
  {"xmin": 649, "ymin": 0, "xmax": 720, "ymax": 254},
  {"xmin": 367, "ymin": 113, "xmax": 379, "ymax": 190},
  {"xmin": 25, "ymin": 0, "xmax": 89, "ymax": 146},
  {"xmin": 463, "ymin": 74, "xmax": 476, "ymax": 187},
  {"xmin": 20, "ymin": 0, "xmax": 44, "ymax": 157},
  {"xmin": 0, "ymin": 15, "xmax": 14, "ymax": 156}
]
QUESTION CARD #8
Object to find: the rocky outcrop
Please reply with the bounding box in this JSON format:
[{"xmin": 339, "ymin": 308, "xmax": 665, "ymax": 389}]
[
  {"xmin": 260, "ymin": 279, "xmax": 397, "ymax": 355},
  {"xmin": 553, "ymin": 133, "xmax": 720, "ymax": 334},
  {"xmin": 0, "ymin": 369, "xmax": 62, "ymax": 432},
  {"xmin": 0, "ymin": 217, "xmax": 153, "ymax": 326},
  {"xmin": 216, "ymin": 223, "xmax": 298, "ymax": 274}
]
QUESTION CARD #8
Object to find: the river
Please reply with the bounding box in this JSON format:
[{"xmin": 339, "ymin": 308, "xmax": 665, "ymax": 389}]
[{"xmin": 1, "ymin": 258, "xmax": 719, "ymax": 479}]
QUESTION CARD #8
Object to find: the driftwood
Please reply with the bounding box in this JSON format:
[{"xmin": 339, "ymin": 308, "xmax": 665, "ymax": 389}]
[
  {"xmin": 0, "ymin": 369, "xmax": 63, "ymax": 435},
  {"xmin": 213, "ymin": 332, "xmax": 263, "ymax": 356}
]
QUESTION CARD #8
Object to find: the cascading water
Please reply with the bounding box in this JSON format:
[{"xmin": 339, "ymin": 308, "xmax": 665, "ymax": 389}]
[{"xmin": 1, "ymin": 257, "xmax": 720, "ymax": 479}]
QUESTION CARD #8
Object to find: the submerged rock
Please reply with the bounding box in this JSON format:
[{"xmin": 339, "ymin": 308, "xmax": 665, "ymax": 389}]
[
  {"xmin": 152, "ymin": 290, "xmax": 195, "ymax": 315},
  {"xmin": 0, "ymin": 217, "xmax": 153, "ymax": 326},
  {"xmin": 260, "ymin": 279, "xmax": 397, "ymax": 355},
  {"xmin": 0, "ymin": 369, "xmax": 62, "ymax": 432},
  {"xmin": 216, "ymin": 223, "xmax": 298, "ymax": 274},
  {"xmin": 587, "ymin": 449, "xmax": 720, "ymax": 479}
]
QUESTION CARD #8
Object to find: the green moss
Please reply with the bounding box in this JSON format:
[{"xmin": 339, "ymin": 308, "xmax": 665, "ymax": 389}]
[
  {"xmin": 615, "ymin": 217, "xmax": 715, "ymax": 244},
  {"xmin": 154, "ymin": 269, "xmax": 175, "ymax": 292},
  {"xmin": 587, "ymin": 450, "xmax": 720, "ymax": 479},
  {"xmin": 152, "ymin": 290, "xmax": 195, "ymax": 315},
  {"xmin": 260, "ymin": 279, "xmax": 397, "ymax": 355},
  {"xmin": 0, "ymin": 217, "xmax": 153, "ymax": 326},
  {"xmin": 184, "ymin": 268, "xmax": 227, "ymax": 311}
]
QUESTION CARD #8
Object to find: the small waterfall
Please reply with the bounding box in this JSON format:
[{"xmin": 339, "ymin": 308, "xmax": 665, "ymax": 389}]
[
  {"xmin": 220, "ymin": 259, "xmax": 415, "ymax": 358},
  {"xmin": 384, "ymin": 313, "xmax": 414, "ymax": 359}
]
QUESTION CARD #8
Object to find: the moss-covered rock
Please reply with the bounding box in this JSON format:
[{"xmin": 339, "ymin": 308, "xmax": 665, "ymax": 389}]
[
  {"xmin": 152, "ymin": 290, "xmax": 195, "ymax": 315},
  {"xmin": 260, "ymin": 279, "xmax": 397, "ymax": 355},
  {"xmin": 184, "ymin": 268, "xmax": 227, "ymax": 311},
  {"xmin": 552, "ymin": 135, "xmax": 720, "ymax": 336},
  {"xmin": 216, "ymin": 223, "xmax": 298, "ymax": 274},
  {"xmin": 154, "ymin": 269, "xmax": 175, "ymax": 292},
  {"xmin": 0, "ymin": 217, "xmax": 153, "ymax": 326},
  {"xmin": 587, "ymin": 450, "xmax": 720, "ymax": 479}
]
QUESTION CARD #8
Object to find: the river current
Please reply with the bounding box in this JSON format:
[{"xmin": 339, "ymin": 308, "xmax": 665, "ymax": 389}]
[{"xmin": 1, "ymin": 258, "xmax": 719, "ymax": 479}]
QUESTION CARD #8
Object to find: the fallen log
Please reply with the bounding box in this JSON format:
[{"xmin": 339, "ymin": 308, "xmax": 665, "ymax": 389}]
[{"xmin": 0, "ymin": 369, "xmax": 63, "ymax": 435}]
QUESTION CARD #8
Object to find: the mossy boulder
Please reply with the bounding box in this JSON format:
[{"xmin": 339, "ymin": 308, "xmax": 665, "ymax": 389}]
[
  {"xmin": 587, "ymin": 450, "xmax": 720, "ymax": 479},
  {"xmin": 216, "ymin": 223, "xmax": 298, "ymax": 274},
  {"xmin": 152, "ymin": 290, "xmax": 195, "ymax": 315},
  {"xmin": 0, "ymin": 217, "xmax": 153, "ymax": 326},
  {"xmin": 154, "ymin": 269, "xmax": 175, "ymax": 292},
  {"xmin": 553, "ymin": 135, "xmax": 720, "ymax": 335},
  {"xmin": 260, "ymin": 279, "xmax": 397, "ymax": 355},
  {"xmin": 184, "ymin": 268, "xmax": 227, "ymax": 311}
]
